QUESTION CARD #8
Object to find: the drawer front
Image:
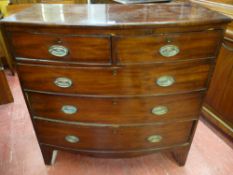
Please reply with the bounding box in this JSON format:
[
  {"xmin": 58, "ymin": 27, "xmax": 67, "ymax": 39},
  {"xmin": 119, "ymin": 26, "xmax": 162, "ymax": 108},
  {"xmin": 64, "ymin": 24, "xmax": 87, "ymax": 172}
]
[
  {"xmin": 17, "ymin": 59, "xmax": 212, "ymax": 96},
  {"xmin": 10, "ymin": 32, "xmax": 111, "ymax": 65},
  {"xmin": 34, "ymin": 119, "xmax": 193, "ymax": 150},
  {"xmin": 28, "ymin": 92, "xmax": 203, "ymax": 124},
  {"xmin": 114, "ymin": 30, "xmax": 222, "ymax": 64}
]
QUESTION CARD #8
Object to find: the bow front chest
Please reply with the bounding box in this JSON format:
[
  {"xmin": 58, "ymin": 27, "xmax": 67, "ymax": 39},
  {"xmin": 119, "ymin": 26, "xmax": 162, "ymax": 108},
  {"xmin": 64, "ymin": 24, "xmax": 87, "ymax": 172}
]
[{"xmin": 1, "ymin": 3, "xmax": 230, "ymax": 166}]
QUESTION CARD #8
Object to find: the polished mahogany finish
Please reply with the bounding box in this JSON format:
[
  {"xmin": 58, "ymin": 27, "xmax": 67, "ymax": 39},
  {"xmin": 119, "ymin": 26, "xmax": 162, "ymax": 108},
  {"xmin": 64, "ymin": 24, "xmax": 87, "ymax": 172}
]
[
  {"xmin": 34, "ymin": 119, "xmax": 193, "ymax": 150},
  {"xmin": 17, "ymin": 60, "xmax": 211, "ymax": 96},
  {"xmin": 203, "ymin": 38, "xmax": 233, "ymax": 138},
  {"xmin": 1, "ymin": 3, "xmax": 230, "ymax": 27},
  {"xmin": 114, "ymin": 30, "xmax": 222, "ymax": 64},
  {"xmin": 192, "ymin": 0, "xmax": 233, "ymax": 140},
  {"xmin": 27, "ymin": 92, "xmax": 204, "ymax": 124},
  {"xmin": 0, "ymin": 3, "xmax": 230, "ymax": 166},
  {"xmin": 11, "ymin": 33, "xmax": 111, "ymax": 65}
]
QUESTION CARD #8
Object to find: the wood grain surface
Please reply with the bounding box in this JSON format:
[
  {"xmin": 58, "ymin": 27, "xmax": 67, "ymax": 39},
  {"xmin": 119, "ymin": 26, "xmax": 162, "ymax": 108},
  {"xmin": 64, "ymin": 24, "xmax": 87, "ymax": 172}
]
[
  {"xmin": 17, "ymin": 60, "xmax": 212, "ymax": 96},
  {"xmin": 0, "ymin": 72, "xmax": 232, "ymax": 175},
  {"xmin": 34, "ymin": 119, "xmax": 193, "ymax": 150},
  {"xmin": 10, "ymin": 32, "xmax": 111, "ymax": 65},
  {"xmin": 114, "ymin": 30, "xmax": 222, "ymax": 64},
  {"xmin": 1, "ymin": 3, "xmax": 231, "ymax": 27},
  {"xmin": 1, "ymin": 2, "xmax": 230, "ymax": 166},
  {"xmin": 27, "ymin": 91, "xmax": 203, "ymax": 124}
]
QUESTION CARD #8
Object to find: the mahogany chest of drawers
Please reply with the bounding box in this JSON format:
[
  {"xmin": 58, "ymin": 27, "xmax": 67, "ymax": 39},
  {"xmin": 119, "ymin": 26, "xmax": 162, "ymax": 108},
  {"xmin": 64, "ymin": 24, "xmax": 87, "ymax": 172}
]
[{"xmin": 0, "ymin": 3, "xmax": 230, "ymax": 166}]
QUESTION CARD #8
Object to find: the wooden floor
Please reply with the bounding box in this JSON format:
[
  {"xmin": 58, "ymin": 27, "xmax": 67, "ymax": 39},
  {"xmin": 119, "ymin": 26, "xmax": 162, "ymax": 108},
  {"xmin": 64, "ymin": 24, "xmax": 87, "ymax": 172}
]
[{"xmin": 0, "ymin": 71, "xmax": 233, "ymax": 175}]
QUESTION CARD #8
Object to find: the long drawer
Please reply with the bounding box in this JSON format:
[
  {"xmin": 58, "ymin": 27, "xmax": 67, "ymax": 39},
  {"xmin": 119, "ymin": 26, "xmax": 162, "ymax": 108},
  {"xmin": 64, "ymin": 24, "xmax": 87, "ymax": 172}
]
[
  {"xmin": 17, "ymin": 59, "xmax": 212, "ymax": 96},
  {"xmin": 114, "ymin": 30, "xmax": 222, "ymax": 64},
  {"xmin": 10, "ymin": 32, "xmax": 111, "ymax": 65},
  {"xmin": 27, "ymin": 92, "xmax": 203, "ymax": 124},
  {"xmin": 34, "ymin": 119, "xmax": 194, "ymax": 150}
]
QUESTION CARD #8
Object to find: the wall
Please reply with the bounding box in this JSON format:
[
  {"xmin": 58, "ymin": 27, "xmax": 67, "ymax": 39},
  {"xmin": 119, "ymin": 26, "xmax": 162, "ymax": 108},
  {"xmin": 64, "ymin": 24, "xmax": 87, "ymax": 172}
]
[{"xmin": 0, "ymin": 0, "xmax": 9, "ymax": 15}]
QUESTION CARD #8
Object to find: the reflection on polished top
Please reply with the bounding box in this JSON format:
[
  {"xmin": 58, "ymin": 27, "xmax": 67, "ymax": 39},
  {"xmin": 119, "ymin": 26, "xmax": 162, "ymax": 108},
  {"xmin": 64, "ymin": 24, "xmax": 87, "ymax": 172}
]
[{"xmin": 1, "ymin": 2, "xmax": 231, "ymax": 27}]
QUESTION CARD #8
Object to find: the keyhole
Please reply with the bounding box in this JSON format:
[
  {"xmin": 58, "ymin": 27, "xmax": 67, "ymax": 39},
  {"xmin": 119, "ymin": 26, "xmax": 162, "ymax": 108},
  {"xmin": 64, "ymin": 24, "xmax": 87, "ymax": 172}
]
[
  {"xmin": 56, "ymin": 38, "xmax": 62, "ymax": 44},
  {"xmin": 112, "ymin": 100, "xmax": 117, "ymax": 105},
  {"xmin": 166, "ymin": 38, "xmax": 173, "ymax": 43},
  {"xmin": 112, "ymin": 69, "xmax": 117, "ymax": 76}
]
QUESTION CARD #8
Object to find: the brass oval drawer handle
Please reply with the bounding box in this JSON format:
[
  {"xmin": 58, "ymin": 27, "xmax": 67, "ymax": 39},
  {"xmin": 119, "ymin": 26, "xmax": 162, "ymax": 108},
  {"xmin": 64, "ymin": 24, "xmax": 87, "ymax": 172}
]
[
  {"xmin": 159, "ymin": 44, "xmax": 180, "ymax": 57},
  {"xmin": 152, "ymin": 106, "xmax": 168, "ymax": 116},
  {"xmin": 156, "ymin": 75, "xmax": 175, "ymax": 87},
  {"xmin": 61, "ymin": 105, "xmax": 78, "ymax": 115},
  {"xmin": 147, "ymin": 135, "xmax": 162, "ymax": 143},
  {"xmin": 222, "ymin": 43, "xmax": 233, "ymax": 52},
  {"xmin": 49, "ymin": 45, "xmax": 69, "ymax": 57},
  {"xmin": 54, "ymin": 77, "xmax": 72, "ymax": 88},
  {"xmin": 65, "ymin": 135, "xmax": 79, "ymax": 143}
]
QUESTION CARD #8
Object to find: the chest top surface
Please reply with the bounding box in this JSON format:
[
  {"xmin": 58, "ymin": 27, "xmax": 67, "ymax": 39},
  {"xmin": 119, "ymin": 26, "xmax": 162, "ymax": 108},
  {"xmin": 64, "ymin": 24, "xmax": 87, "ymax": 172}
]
[{"xmin": 0, "ymin": 2, "xmax": 231, "ymax": 28}]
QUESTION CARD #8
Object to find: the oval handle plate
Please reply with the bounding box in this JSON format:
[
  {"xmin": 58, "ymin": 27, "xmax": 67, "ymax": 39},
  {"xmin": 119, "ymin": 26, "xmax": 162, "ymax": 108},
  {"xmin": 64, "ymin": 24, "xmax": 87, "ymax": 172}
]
[
  {"xmin": 65, "ymin": 135, "xmax": 79, "ymax": 143},
  {"xmin": 54, "ymin": 77, "xmax": 72, "ymax": 88},
  {"xmin": 49, "ymin": 45, "xmax": 69, "ymax": 57},
  {"xmin": 147, "ymin": 135, "xmax": 162, "ymax": 143},
  {"xmin": 159, "ymin": 44, "xmax": 180, "ymax": 57},
  {"xmin": 152, "ymin": 106, "xmax": 168, "ymax": 116},
  {"xmin": 61, "ymin": 105, "xmax": 78, "ymax": 115},
  {"xmin": 156, "ymin": 75, "xmax": 175, "ymax": 87},
  {"xmin": 222, "ymin": 43, "xmax": 233, "ymax": 52}
]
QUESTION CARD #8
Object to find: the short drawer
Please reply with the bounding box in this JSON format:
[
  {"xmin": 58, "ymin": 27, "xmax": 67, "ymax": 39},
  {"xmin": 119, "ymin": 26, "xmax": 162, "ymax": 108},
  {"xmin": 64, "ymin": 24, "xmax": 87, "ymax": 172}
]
[
  {"xmin": 10, "ymin": 32, "xmax": 111, "ymax": 65},
  {"xmin": 114, "ymin": 30, "xmax": 222, "ymax": 64},
  {"xmin": 17, "ymin": 59, "xmax": 212, "ymax": 96},
  {"xmin": 34, "ymin": 119, "xmax": 193, "ymax": 150},
  {"xmin": 27, "ymin": 92, "xmax": 203, "ymax": 124}
]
